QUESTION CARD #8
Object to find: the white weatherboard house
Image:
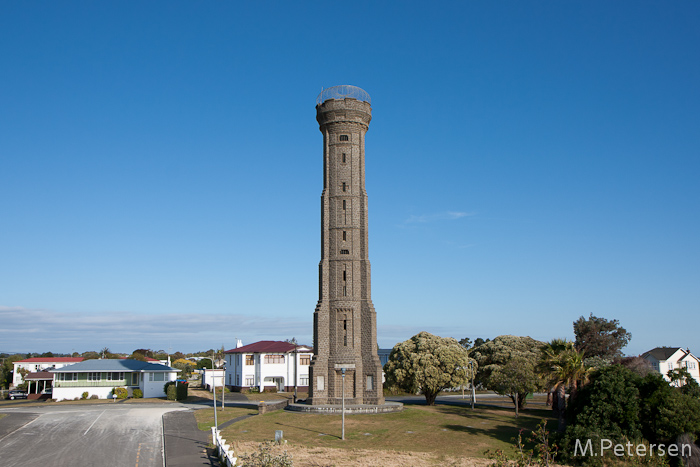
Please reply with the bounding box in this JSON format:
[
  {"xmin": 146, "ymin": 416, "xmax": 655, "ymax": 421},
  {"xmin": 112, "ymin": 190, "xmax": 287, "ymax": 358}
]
[
  {"xmin": 642, "ymin": 347, "xmax": 700, "ymax": 385},
  {"xmin": 224, "ymin": 340, "xmax": 313, "ymax": 392},
  {"xmin": 12, "ymin": 357, "xmax": 84, "ymax": 387},
  {"xmin": 51, "ymin": 359, "xmax": 179, "ymax": 401}
]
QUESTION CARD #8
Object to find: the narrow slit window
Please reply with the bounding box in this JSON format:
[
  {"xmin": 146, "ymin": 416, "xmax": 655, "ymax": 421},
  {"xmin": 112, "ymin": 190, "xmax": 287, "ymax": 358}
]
[
  {"xmin": 343, "ymin": 270, "xmax": 347, "ymax": 281},
  {"xmin": 342, "ymin": 200, "xmax": 346, "ymax": 210},
  {"xmin": 343, "ymin": 231, "xmax": 346, "ymax": 241},
  {"xmin": 342, "ymin": 153, "xmax": 346, "ymax": 163},
  {"xmin": 342, "ymin": 182, "xmax": 346, "ymax": 192}
]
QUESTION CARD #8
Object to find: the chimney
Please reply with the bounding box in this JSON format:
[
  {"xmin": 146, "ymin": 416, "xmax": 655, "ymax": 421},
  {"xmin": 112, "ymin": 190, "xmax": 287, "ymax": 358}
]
[{"xmin": 236, "ymin": 339, "xmax": 243, "ymax": 348}]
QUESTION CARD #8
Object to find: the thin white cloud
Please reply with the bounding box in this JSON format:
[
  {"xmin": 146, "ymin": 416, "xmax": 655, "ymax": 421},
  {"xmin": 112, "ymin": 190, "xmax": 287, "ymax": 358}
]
[
  {"xmin": 0, "ymin": 306, "xmax": 311, "ymax": 354},
  {"xmin": 404, "ymin": 211, "xmax": 475, "ymax": 224}
]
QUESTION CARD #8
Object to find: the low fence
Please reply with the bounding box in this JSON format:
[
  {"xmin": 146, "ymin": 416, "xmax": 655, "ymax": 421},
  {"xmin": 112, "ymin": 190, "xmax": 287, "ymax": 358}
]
[{"xmin": 211, "ymin": 427, "xmax": 238, "ymax": 467}]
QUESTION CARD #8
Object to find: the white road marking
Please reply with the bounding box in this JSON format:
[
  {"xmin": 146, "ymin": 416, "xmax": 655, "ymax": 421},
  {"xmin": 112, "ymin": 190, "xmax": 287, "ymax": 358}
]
[
  {"xmin": 83, "ymin": 410, "xmax": 106, "ymax": 436},
  {"xmin": 0, "ymin": 414, "xmax": 40, "ymax": 444}
]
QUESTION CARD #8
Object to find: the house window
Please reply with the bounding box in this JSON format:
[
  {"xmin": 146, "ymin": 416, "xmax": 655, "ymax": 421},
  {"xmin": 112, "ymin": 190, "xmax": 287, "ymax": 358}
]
[
  {"xmin": 87, "ymin": 372, "xmax": 101, "ymax": 381},
  {"xmin": 264, "ymin": 355, "xmax": 284, "ymax": 364},
  {"xmin": 59, "ymin": 373, "xmax": 77, "ymax": 381},
  {"xmin": 106, "ymin": 372, "xmax": 124, "ymax": 381},
  {"xmin": 245, "ymin": 355, "xmax": 254, "ymax": 365},
  {"xmin": 668, "ymin": 363, "xmax": 674, "ymax": 370},
  {"xmin": 300, "ymin": 355, "xmax": 310, "ymax": 366},
  {"xmin": 339, "ymin": 135, "xmax": 349, "ymax": 141},
  {"xmin": 245, "ymin": 377, "xmax": 255, "ymax": 386},
  {"xmin": 149, "ymin": 372, "xmax": 165, "ymax": 382},
  {"xmin": 236, "ymin": 375, "xmax": 240, "ymax": 386},
  {"xmin": 300, "ymin": 375, "xmax": 309, "ymax": 386},
  {"xmin": 367, "ymin": 375, "xmax": 374, "ymax": 391}
]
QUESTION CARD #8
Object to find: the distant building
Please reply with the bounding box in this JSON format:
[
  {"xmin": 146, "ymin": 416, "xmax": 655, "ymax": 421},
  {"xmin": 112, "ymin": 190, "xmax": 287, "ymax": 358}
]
[
  {"xmin": 201, "ymin": 368, "xmax": 225, "ymax": 392},
  {"xmin": 12, "ymin": 357, "xmax": 84, "ymax": 388},
  {"xmin": 224, "ymin": 340, "xmax": 312, "ymax": 392},
  {"xmin": 51, "ymin": 359, "xmax": 179, "ymax": 401},
  {"xmin": 642, "ymin": 347, "xmax": 700, "ymax": 385}
]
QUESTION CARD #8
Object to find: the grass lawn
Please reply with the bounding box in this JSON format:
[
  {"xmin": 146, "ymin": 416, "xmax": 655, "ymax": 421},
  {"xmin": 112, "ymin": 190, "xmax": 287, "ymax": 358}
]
[
  {"xmin": 221, "ymin": 401, "xmax": 555, "ymax": 460},
  {"xmin": 194, "ymin": 406, "xmax": 259, "ymax": 431}
]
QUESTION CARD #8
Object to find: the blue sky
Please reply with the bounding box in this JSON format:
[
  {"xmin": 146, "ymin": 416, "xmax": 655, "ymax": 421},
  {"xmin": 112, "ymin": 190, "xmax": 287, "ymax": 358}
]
[{"xmin": 1, "ymin": 2, "xmax": 698, "ymax": 356}]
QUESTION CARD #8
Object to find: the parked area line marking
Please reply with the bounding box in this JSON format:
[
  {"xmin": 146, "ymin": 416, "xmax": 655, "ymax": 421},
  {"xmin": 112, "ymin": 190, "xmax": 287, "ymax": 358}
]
[{"xmin": 83, "ymin": 410, "xmax": 105, "ymax": 436}]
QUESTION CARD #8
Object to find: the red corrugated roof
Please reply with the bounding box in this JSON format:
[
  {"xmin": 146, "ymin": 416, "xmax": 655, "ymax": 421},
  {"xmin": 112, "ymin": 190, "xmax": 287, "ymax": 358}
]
[
  {"xmin": 224, "ymin": 341, "xmax": 310, "ymax": 354},
  {"xmin": 15, "ymin": 357, "xmax": 84, "ymax": 363},
  {"xmin": 24, "ymin": 371, "xmax": 54, "ymax": 380}
]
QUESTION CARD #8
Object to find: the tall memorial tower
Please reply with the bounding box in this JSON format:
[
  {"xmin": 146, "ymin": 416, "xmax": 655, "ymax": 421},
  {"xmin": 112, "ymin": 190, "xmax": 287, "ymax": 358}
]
[{"xmin": 309, "ymin": 86, "xmax": 385, "ymax": 406}]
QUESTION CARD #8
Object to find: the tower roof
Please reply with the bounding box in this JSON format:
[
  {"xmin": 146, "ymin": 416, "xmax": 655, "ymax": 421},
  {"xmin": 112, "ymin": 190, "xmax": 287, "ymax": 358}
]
[{"xmin": 316, "ymin": 85, "xmax": 371, "ymax": 106}]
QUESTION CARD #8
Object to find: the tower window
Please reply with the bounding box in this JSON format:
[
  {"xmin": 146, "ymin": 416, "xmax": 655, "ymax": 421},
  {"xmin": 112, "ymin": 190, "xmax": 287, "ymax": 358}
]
[
  {"xmin": 342, "ymin": 231, "xmax": 346, "ymax": 241},
  {"xmin": 343, "ymin": 270, "xmax": 347, "ymax": 281},
  {"xmin": 343, "ymin": 285, "xmax": 347, "ymax": 296},
  {"xmin": 339, "ymin": 135, "xmax": 349, "ymax": 141},
  {"xmin": 342, "ymin": 200, "xmax": 346, "ymax": 210},
  {"xmin": 340, "ymin": 249, "xmax": 349, "ymax": 254},
  {"xmin": 342, "ymin": 153, "xmax": 346, "ymax": 163},
  {"xmin": 342, "ymin": 182, "xmax": 346, "ymax": 192}
]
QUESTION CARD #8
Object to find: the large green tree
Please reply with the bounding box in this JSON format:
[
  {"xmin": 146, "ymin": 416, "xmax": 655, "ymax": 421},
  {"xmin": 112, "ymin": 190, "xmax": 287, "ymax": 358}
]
[
  {"xmin": 471, "ymin": 334, "xmax": 544, "ymax": 407},
  {"xmin": 573, "ymin": 314, "xmax": 631, "ymax": 360},
  {"xmin": 384, "ymin": 332, "xmax": 475, "ymax": 406},
  {"xmin": 489, "ymin": 356, "xmax": 539, "ymax": 417}
]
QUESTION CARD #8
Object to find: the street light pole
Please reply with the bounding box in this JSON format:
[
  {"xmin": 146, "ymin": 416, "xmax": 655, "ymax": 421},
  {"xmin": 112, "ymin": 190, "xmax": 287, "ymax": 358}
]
[
  {"xmin": 470, "ymin": 361, "xmax": 476, "ymax": 410},
  {"xmin": 341, "ymin": 368, "xmax": 346, "ymax": 441},
  {"xmin": 221, "ymin": 362, "xmax": 226, "ymax": 411},
  {"xmin": 203, "ymin": 357, "xmax": 217, "ymax": 429}
]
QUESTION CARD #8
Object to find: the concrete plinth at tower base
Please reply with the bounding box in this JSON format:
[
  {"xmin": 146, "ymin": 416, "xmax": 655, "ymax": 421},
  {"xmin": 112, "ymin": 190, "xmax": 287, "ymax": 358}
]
[{"xmin": 285, "ymin": 402, "xmax": 403, "ymax": 414}]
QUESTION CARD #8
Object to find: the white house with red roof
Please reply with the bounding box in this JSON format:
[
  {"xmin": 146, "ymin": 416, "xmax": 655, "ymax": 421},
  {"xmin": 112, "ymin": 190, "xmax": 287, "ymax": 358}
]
[
  {"xmin": 642, "ymin": 347, "xmax": 700, "ymax": 385},
  {"xmin": 224, "ymin": 340, "xmax": 313, "ymax": 393},
  {"xmin": 12, "ymin": 357, "xmax": 83, "ymax": 388}
]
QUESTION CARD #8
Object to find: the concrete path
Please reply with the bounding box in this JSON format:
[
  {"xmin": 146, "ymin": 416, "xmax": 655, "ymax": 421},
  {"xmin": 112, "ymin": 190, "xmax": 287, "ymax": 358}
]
[{"xmin": 163, "ymin": 410, "xmax": 219, "ymax": 466}]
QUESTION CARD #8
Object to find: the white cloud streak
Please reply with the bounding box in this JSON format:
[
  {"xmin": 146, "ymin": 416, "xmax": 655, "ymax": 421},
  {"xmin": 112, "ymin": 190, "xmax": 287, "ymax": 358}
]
[
  {"xmin": 0, "ymin": 306, "xmax": 311, "ymax": 354},
  {"xmin": 404, "ymin": 211, "xmax": 475, "ymax": 224}
]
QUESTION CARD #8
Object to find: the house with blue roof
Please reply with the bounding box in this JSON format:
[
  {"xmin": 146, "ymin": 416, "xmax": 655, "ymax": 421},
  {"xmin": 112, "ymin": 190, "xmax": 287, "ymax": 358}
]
[{"xmin": 50, "ymin": 359, "xmax": 179, "ymax": 401}]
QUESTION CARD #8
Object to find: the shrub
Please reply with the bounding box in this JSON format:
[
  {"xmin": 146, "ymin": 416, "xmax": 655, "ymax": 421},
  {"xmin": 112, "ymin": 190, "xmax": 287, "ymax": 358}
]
[
  {"xmin": 81, "ymin": 392, "xmax": 89, "ymax": 400},
  {"xmin": 166, "ymin": 384, "xmax": 177, "ymax": 401},
  {"xmin": 237, "ymin": 441, "xmax": 293, "ymax": 467},
  {"xmin": 90, "ymin": 394, "xmax": 99, "ymax": 399},
  {"xmin": 164, "ymin": 381, "xmax": 175, "ymax": 395},
  {"xmin": 176, "ymin": 381, "xmax": 188, "ymax": 401},
  {"xmin": 132, "ymin": 389, "xmax": 143, "ymax": 399},
  {"xmin": 114, "ymin": 387, "xmax": 128, "ymax": 399}
]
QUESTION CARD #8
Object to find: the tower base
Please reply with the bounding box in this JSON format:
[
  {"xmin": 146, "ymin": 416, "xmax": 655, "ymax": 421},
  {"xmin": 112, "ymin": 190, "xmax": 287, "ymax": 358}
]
[{"xmin": 285, "ymin": 401, "xmax": 403, "ymax": 414}]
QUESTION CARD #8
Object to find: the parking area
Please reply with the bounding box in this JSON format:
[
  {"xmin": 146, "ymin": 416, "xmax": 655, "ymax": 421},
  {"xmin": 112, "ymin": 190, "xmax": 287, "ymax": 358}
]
[{"xmin": 0, "ymin": 404, "xmax": 190, "ymax": 467}]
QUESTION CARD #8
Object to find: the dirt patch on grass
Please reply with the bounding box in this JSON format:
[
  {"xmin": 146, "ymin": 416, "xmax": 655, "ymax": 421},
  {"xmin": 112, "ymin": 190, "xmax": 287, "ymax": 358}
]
[{"xmin": 232, "ymin": 440, "xmax": 494, "ymax": 467}]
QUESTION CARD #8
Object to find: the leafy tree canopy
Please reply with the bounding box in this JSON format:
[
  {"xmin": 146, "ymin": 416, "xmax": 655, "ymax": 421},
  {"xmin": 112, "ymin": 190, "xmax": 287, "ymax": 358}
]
[
  {"xmin": 384, "ymin": 331, "xmax": 475, "ymax": 405},
  {"xmin": 573, "ymin": 313, "xmax": 631, "ymax": 360},
  {"xmin": 490, "ymin": 356, "xmax": 540, "ymax": 415},
  {"xmin": 471, "ymin": 335, "xmax": 543, "ymax": 390}
]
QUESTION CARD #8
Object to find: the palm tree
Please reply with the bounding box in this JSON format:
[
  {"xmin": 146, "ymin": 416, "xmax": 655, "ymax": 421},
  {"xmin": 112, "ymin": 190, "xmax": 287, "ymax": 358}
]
[{"xmin": 538, "ymin": 339, "xmax": 590, "ymax": 432}]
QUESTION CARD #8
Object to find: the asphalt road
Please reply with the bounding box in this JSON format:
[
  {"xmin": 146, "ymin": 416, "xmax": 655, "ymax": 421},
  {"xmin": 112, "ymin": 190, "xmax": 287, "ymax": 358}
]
[{"xmin": 0, "ymin": 403, "xmax": 191, "ymax": 467}]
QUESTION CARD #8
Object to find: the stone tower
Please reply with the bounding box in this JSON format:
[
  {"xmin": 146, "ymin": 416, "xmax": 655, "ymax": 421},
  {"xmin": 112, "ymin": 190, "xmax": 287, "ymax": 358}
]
[{"xmin": 309, "ymin": 86, "xmax": 385, "ymax": 406}]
